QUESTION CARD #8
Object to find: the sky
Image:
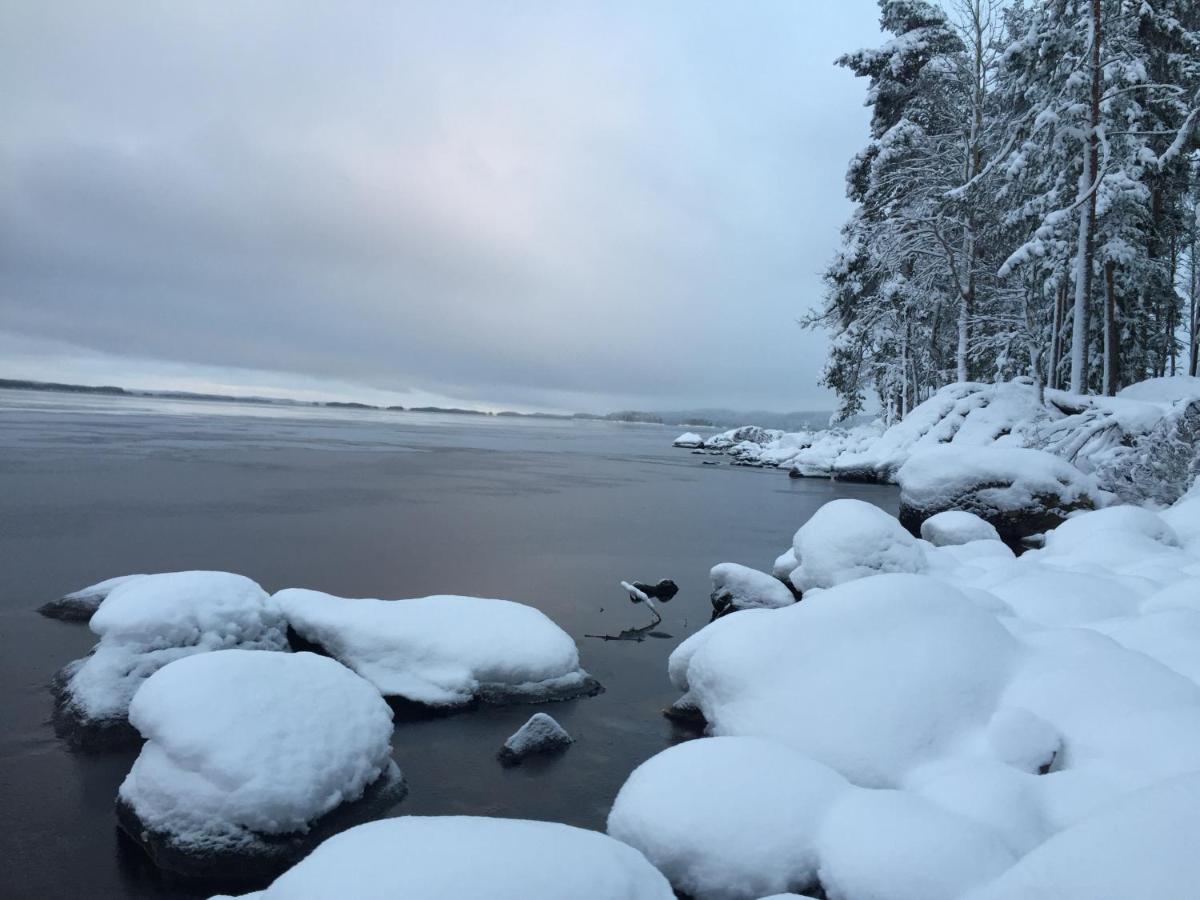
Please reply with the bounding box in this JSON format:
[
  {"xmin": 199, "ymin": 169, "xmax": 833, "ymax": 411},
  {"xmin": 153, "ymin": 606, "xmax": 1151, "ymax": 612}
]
[{"xmin": 1, "ymin": 1, "xmax": 883, "ymax": 413}]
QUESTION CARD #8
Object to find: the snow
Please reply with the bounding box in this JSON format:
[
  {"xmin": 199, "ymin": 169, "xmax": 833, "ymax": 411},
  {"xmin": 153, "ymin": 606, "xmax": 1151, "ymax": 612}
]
[
  {"xmin": 788, "ymin": 499, "xmax": 926, "ymax": 592},
  {"xmin": 608, "ymin": 737, "xmax": 849, "ymax": 900},
  {"xmin": 39, "ymin": 573, "xmax": 146, "ymax": 620},
  {"xmin": 120, "ymin": 649, "xmax": 396, "ymax": 851},
  {"xmin": 59, "ymin": 571, "xmax": 287, "ymax": 725},
  {"xmin": 498, "ymin": 712, "xmax": 573, "ymax": 763},
  {"xmin": 276, "ymin": 589, "xmax": 595, "ymax": 707},
  {"xmin": 634, "ymin": 489, "xmax": 1200, "ymax": 898},
  {"xmin": 920, "ymin": 511, "xmax": 1002, "ymax": 546},
  {"xmin": 222, "ymin": 816, "xmax": 675, "ymax": 899},
  {"xmin": 673, "ymin": 432, "xmax": 704, "ymax": 448},
  {"xmin": 709, "ymin": 562, "xmax": 794, "ymax": 615},
  {"xmin": 1115, "ymin": 375, "xmax": 1200, "ymax": 405},
  {"xmin": 897, "ymin": 445, "xmax": 1099, "ymax": 519}
]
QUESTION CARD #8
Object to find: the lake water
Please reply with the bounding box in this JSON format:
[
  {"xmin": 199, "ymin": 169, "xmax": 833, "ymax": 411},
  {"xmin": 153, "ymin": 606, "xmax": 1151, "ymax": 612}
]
[{"xmin": 0, "ymin": 388, "xmax": 896, "ymax": 899}]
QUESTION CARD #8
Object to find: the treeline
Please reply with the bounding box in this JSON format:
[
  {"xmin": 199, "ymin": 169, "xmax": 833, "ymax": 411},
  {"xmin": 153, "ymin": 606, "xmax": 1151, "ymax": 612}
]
[{"xmin": 808, "ymin": 0, "xmax": 1200, "ymax": 420}]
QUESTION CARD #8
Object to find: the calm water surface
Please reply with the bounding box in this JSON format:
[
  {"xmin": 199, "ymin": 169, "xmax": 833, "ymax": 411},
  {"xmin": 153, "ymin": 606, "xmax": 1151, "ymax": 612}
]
[{"xmin": 0, "ymin": 389, "xmax": 896, "ymax": 899}]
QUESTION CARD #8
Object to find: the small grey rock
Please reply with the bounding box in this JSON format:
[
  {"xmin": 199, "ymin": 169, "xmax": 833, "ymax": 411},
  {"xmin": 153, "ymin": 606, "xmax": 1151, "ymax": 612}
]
[{"xmin": 498, "ymin": 713, "xmax": 573, "ymax": 765}]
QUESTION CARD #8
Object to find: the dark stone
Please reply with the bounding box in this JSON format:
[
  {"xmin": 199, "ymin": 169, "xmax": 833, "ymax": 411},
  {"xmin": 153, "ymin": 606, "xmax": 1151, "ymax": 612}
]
[
  {"xmin": 38, "ymin": 595, "xmax": 104, "ymax": 622},
  {"xmin": 50, "ymin": 660, "xmax": 142, "ymax": 752},
  {"xmin": 496, "ymin": 713, "xmax": 573, "ymax": 766},
  {"xmin": 631, "ymin": 579, "xmax": 678, "ymax": 602},
  {"xmin": 116, "ymin": 764, "xmax": 407, "ymax": 885},
  {"xmin": 899, "ymin": 489, "xmax": 1096, "ymax": 552}
]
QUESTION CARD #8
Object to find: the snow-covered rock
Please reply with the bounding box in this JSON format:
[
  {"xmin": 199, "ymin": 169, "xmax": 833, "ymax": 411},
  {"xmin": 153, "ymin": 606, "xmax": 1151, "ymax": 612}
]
[
  {"xmin": 639, "ymin": 489, "xmax": 1200, "ymax": 899},
  {"xmin": 277, "ymin": 589, "xmax": 599, "ymax": 708},
  {"xmin": 673, "ymin": 432, "xmax": 704, "ymax": 448},
  {"xmin": 38, "ymin": 573, "xmax": 146, "ymax": 621},
  {"xmin": 53, "ymin": 571, "xmax": 287, "ymax": 748},
  {"xmin": 789, "ymin": 498, "xmax": 926, "ymax": 592},
  {"xmin": 498, "ymin": 712, "xmax": 573, "ymax": 765},
  {"xmin": 709, "ymin": 562, "xmax": 795, "ymax": 618},
  {"xmin": 118, "ymin": 649, "xmax": 403, "ymax": 879},
  {"xmin": 897, "ymin": 446, "xmax": 1100, "ymax": 546},
  {"xmin": 921, "ymin": 511, "xmax": 1002, "ymax": 546},
  {"xmin": 703, "ymin": 426, "xmax": 785, "ymax": 451},
  {"xmin": 218, "ymin": 816, "xmax": 675, "ymax": 899},
  {"xmin": 771, "ymin": 547, "xmax": 799, "ymax": 581}
]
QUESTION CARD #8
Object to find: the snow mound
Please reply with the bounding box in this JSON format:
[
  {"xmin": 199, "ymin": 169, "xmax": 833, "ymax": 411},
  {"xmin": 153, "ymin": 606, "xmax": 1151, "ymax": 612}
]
[
  {"xmin": 55, "ymin": 571, "xmax": 287, "ymax": 743},
  {"xmin": 673, "ymin": 432, "xmax": 704, "ymax": 448},
  {"xmin": 709, "ymin": 562, "xmax": 794, "ymax": 617},
  {"xmin": 277, "ymin": 589, "xmax": 597, "ymax": 707},
  {"xmin": 921, "ymin": 511, "xmax": 1002, "ymax": 546},
  {"xmin": 118, "ymin": 650, "xmax": 400, "ymax": 868},
  {"xmin": 789, "ymin": 499, "xmax": 926, "ymax": 592},
  {"xmin": 1115, "ymin": 375, "xmax": 1200, "ymax": 405},
  {"xmin": 224, "ymin": 816, "xmax": 675, "ymax": 899},
  {"xmin": 38, "ymin": 573, "xmax": 147, "ymax": 621},
  {"xmin": 608, "ymin": 737, "xmax": 849, "ymax": 900},
  {"xmin": 498, "ymin": 712, "xmax": 573, "ymax": 764},
  {"xmin": 681, "ymin": 574, "xmax": 1018, "ymax": 786}
]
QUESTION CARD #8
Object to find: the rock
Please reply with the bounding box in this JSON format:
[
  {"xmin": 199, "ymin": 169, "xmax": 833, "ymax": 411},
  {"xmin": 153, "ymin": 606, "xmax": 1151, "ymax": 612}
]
[
  {"xmin": 53, "ymin": 572, "xmax": 287, "ymax": 750},
  {"xmin": 920, "ymin": 511, "xmax": 1003, "ymax": 546},
  {"xmin": 897, "ymin": 447, "xmax": 1100, "ymax": 549},
  {"xmin": 38, "ymin": 574, "xmax": 146, "ymax": 622},
  {"xmin": 709, "ymin": 563, "xmax": 796, "ymax": 619},
  {"xmin": 117, "ymin": 649, "xmax": 404, "ymax": 882},
  {"xmin": 673, "ymin": 432, "xmax": 705, "ymax": 448},
  {"xmin": 627, "ymin": 579, "xmax": 678, "ymax": 602},
  {"xmin": 498, "ymin": 713, "xmax": 573, "ymax": 765}
]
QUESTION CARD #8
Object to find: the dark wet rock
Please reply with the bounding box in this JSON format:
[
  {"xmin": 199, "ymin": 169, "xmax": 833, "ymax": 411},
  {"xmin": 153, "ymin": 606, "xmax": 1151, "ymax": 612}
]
[
  {"xmin": 38, "ymin": 574, "xmax": 146, "ymax": 622},
  {"xmin": 115, "ymin": 764, "xmax": 407, "ymax": 884},
  {"xmin": 497, "ymin": 713, "xmax": 573, "ymax": 765},
  {"xmin": 50, "ymin": 660, "xmax": 142, "ymax": 751},
  {"xmin": 662, "ymin": 696, "xmax": 707, "ymax": 728},
  {"xmin": 899, "ymin": 490, "xmax": 1096, "ymax": 551}
]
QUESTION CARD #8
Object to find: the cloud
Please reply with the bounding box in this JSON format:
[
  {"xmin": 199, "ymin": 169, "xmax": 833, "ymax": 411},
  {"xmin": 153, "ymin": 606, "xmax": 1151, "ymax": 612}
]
[{"xmin": 0, "ymin": 0, "xmax": 880, "ymax": 412}]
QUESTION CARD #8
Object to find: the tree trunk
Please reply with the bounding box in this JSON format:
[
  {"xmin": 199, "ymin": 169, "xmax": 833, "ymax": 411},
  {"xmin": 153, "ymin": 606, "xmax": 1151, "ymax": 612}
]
[
  {"xmin": 1050, "ymin": 280, "xmax": 1066, "ymax": 390},
  {"xmin": 1069, "ymin": 0, "xmax": 1101, "ymax": 394},
  {"xmin": 1103, "ymin": 261, "xmax": 1117, "ymax": 394}
]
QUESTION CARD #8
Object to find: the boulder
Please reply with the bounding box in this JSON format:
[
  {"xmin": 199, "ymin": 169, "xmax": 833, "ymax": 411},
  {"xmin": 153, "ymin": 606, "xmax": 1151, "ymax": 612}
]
[
  {"xmin": 897, "ymin": 446, "xmax": 1100, "ymax": 549},
  {"xmin": 920, "ymin": 511, "xmax": 1002, "ymax": 546},
  {"xmin": 709, "ymin": 563, "xmax": 795, "ymax": 619},
  {"xmin": 38, "ymin": 574, "xmax": 146, "ymax": 622}
]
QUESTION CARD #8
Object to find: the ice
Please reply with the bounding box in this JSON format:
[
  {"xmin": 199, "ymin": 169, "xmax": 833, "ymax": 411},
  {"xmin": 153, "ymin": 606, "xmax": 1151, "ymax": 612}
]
[
  {"xmin": 709, "ymin": 562, "xmax": 794, "ymax": 616},
  {"xmin": 498, "ymin": 712, "xmax": 573, "ymax": 764},
  {"xmin": 788, "ymin": 499, "xmax": 926, "ymax": 592},
  {"xmin": 119, "ymin": 649, "xmax": 398, "ymax": 856},
  {"xmin": 55, "ymin": 572, "xmax": 287, "ymax": 737},
  {"xmin": 220, "ymin": 816, "xmax": 675, "ymax": 899},
  {"xmin": 920, "ymin": 511, "xmax": 1002, "ymax": 546},
  {"xmin": 277, "ymin": 589, "xmax": 597, "ymax": 707}
]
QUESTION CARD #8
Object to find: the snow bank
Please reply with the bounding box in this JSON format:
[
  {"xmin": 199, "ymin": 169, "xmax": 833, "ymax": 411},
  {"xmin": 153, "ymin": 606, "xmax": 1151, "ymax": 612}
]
[
  {"xmin": 789, "ymin": 499, "xmax": 926, "ymax": 592},
  {"xmin": 222, "ymin": 816, "xmax": 675, "ymax": 899},
  {"xmin": 1115, "ymin": 375, "xmax": 1200, "ymax": 405},
  {"xmin": 119, "ymin": 649, "xmax": 398, "ymax": 865},
  {"xmin": 635, "ymin": 494, "xmax": 1200, "ymax": 898},
  {"xmin": 709, "ymin": 562, "xmax": 794, "ymax": 618},
  {"xmin": 920, "ymin": 511, "xmax": 1002, "ymax": 546},
  {"xmin": 277, "ymin": 589, "xmax": 597, "ymax": 707},
  {"xmin": 54, "ymin": 572, "xmax": 287, "ymax": 744}
]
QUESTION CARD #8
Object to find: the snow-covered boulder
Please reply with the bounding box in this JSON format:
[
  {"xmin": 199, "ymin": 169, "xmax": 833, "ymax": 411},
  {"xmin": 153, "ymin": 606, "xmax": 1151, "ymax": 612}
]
[
  {"xmin": 709, "ymin": 562, "xmax": 795, "ymax": 618},
  {"xmin": 675, "ymin": 574, "xmax": 1018, "ymax": 787},
  {"xmin": 218, "ymin": 816, "xmax": 675, "ymax": 899},
  {"xmin": 53, "ymin": 571, "xmax": 287, "ymax": 748},
  {"xmin": 921, "ymin": 511, "xmax": 1002, "ymax": 546},
  {"xmin": 897, "ymin": 446, "xmax": 1100, "ymax": 547},
  {"xmin": 118, "ymin": 649, "xmax": 404, "ymax": 880},
  {"xmin": 771, "ymin": 547, "xmax": 799, "ymax": 581},
  {"xmin": 498, "ymin": 712, "xmax": 573, "ymax": 765},
  {"xmin": 608, "ymin": 737, "xmax": 849, "ymax": 900},
  {"xmin": 704, "ymin": 426, "xmax": 784, "ymax": 451},
  {"xmin": 789, "ymin": 499, "xmax": 926, "ymax": 593},
  {"xmin": 277, "ymin": 590, "xmax": 599, "ymax": 709},
  {"xmin": 38, "ymin": 573, "xmax": 146, "ymax": 622},
  {"xmin": 673, "ymin": 432, "xmax": 704, "ymax": 448}
]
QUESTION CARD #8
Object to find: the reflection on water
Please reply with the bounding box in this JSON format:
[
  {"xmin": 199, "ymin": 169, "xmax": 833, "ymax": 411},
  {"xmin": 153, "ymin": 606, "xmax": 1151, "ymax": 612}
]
[{"xmin": 0, "ymin": 389, "xmax": 896, "ymax": 899}]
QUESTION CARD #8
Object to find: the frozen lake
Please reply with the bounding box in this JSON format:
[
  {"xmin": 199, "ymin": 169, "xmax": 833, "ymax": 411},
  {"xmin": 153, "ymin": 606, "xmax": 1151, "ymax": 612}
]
[{"xmin": 0, "ymin": 388, "xmax": 896, "ymax": 898}]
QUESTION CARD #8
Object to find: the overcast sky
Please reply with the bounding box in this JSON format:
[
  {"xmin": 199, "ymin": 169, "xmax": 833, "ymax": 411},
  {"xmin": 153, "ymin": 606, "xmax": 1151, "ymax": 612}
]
[{"xmin": 1, "ymin": 1, "xmax": 882, "ymax": 413}]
